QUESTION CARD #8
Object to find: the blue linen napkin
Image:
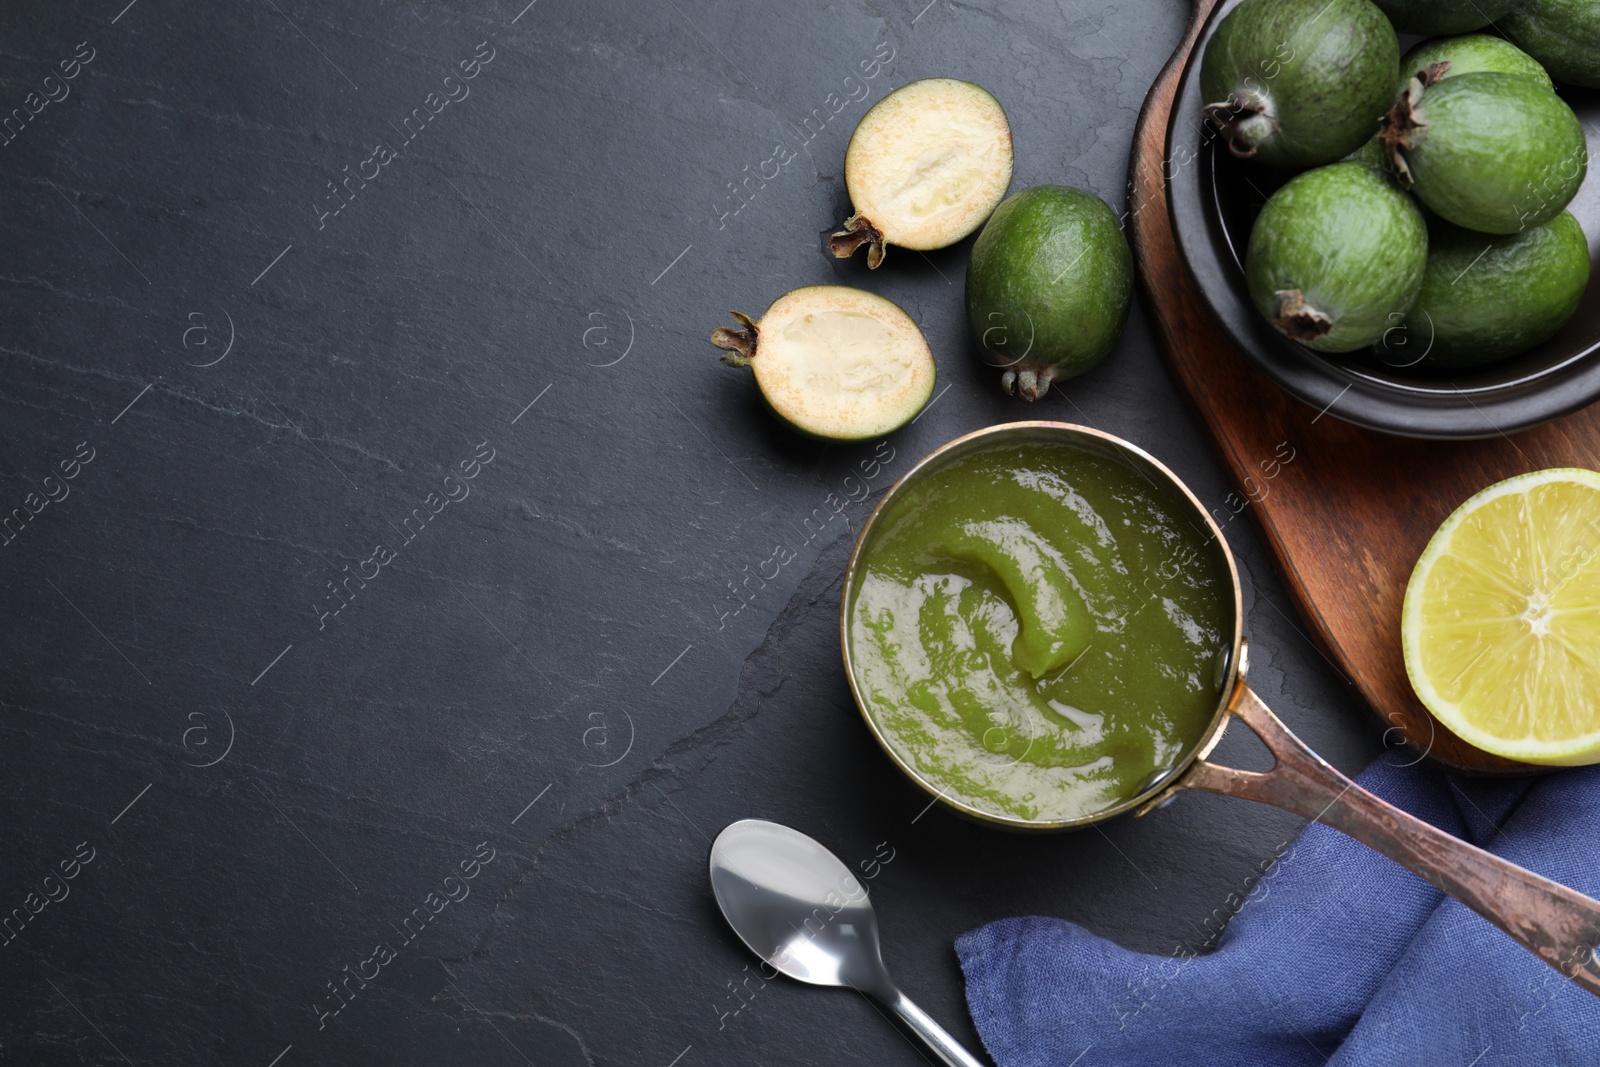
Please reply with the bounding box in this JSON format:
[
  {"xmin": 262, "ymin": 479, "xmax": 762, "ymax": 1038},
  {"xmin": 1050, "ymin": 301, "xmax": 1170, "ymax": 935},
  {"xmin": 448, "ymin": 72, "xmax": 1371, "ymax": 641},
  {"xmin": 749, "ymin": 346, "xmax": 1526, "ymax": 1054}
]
[{"xmin": 957, "ymin": 759, "xmax": 1600, "ymax": 1066}]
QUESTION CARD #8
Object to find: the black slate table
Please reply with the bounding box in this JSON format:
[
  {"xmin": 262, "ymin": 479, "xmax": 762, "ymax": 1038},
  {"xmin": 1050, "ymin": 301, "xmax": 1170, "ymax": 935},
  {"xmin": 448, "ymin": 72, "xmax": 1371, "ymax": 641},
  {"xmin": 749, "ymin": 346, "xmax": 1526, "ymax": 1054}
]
[{"xmin": 0, "ymin": 2, "xmax": 1382, "ymax": 1064}]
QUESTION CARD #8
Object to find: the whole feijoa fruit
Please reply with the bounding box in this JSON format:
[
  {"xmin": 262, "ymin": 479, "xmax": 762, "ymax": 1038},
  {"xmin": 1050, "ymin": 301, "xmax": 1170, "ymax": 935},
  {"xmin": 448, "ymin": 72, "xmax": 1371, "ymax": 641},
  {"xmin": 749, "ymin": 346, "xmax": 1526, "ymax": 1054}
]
[
  {"xmin": 711, "ymin": 286, "xmax": 935, "ymax": 440},
  {"xmin": 1372, "ymin": 0, "xmax": 1512, "ymax": 34},
  {"xmin": 964, "ymin": 185, "xmax": 1133, "ymax": 401},
  {"xmin": 1381, "ymin": 70, "xmax": 1588, "ymax": 234},
  {"xmin": 1200, "ymin": 0, "xmax": 1400, "ymax": 169},
  {"xmin": 1245, "ymin": 162, "xmax": 1428, "ymax": 352},
  {"xmin": 1502, "ymin": 0, "xmax": 1600, "ymax": 88},
  {"xmin": 829, "ymin": 79, "xmax": 1013, "ymax": 269},
  {"xmin": 1399, "ymin": 35, "xmax": 1553, "ymax": 93},
  {"xmin": 1342, "ymin": 135, "xmax": 1390, "ymax": 172},
  {"xmin": 1398, "ymin": 213, "xmax": 1591, "ymax": 368}
]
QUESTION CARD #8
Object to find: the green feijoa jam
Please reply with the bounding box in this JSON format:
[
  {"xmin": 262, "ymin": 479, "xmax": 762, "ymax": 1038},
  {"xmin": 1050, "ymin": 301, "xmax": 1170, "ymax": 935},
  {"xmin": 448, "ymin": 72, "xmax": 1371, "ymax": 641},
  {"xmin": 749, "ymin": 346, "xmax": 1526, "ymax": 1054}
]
[{"xmin": 846, "ymin": 440, "xmax": 1234, "ymax": 824}]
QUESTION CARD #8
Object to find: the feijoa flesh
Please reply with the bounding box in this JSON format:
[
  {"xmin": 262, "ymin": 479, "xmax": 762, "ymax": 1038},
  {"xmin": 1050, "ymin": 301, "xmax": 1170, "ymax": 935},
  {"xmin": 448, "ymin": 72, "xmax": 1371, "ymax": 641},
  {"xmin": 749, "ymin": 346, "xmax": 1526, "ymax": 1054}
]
[
  {"xmin": 712, "ymin": 286, "xmax": 935, "ymax": 440},
  {"xmin": 964, "ymin": 185, "xmax": 1133, "ymax": 401},
  {"xmin": 1402, "ymin": 212, "xmax": 1591, "ymax": 368},
  {"xmin": 1246, "ymin": 162, "xmax": 1428, "ymax": 352},
  {"xmin": 1399, "ymin": 35, "xmax": 1553, "ymax": 93},
  {"xmin": 1502, "ymin": 0, "xmax": 1600, "ymax": 88},
  {"xmin": 829, "ymin": 78, "xmax": 1013, "ymax": 269},
  {"xmin": 1381, "ymin": 70, "xmax": 1588, "ymax": 234},
  {"xmin": 1200, "ymin": 0, "xmax": 1400, "ymax": 169},
  {"xmin": 1372, "ymin": 0, "xmax": 1512, "ymax": 35}
]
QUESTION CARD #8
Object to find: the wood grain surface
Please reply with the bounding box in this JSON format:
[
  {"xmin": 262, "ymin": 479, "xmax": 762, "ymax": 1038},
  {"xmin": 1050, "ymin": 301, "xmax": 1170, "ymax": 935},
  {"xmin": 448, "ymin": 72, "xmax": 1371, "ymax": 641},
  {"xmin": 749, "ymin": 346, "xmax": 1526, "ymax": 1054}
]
[{"xmin": 1124, "ymin": 0, "xmax": 1600, "ymax": 773}]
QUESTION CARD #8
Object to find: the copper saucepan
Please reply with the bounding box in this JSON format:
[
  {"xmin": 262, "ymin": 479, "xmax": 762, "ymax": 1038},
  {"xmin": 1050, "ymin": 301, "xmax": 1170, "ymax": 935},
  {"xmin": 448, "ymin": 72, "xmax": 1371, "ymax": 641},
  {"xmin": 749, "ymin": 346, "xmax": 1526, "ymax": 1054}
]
[{"xmin": 840, "ymin": 421, "xmax": 1600, "ymax": 996}]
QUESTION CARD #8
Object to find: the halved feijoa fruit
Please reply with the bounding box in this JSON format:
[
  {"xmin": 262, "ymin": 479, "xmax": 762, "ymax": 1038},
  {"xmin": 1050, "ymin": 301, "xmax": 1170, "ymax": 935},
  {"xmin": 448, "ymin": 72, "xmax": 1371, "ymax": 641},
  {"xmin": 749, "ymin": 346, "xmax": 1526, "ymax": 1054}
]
[
  {"xmin": 1245, "ymin": 162, "xmax": 1428, "ymax": 352},
  {"xmin": 1502, "ymin": 0, "xmax": 1600, "ymax": 88},
  {"xmin": 1381, "ymin": 69, "xmax": 1588, "ymax": 234},
  {"xmin": 711, "ymin": 286, "xmax": 935, "ymax": 440},
  {"xmin": 1200, "ymin": 0, "xmax": 1399, "ymax": 169},
  {"xmin": 829, "ymin": 79, "xmax": 1013, "ymax": 269},
  {"xmin": 965, "ymin": 185, "xmax": 1133, "ymax": 401},
  {"xmin": 1399, "ymin": 35, "xmax": 1553, "ymax": 93},
  {"xmin": 1372, "ymin": 0, "xmax": 1511, "ymax": 35},
  {"xmin": 1401, "ymin": 212, "xmax": 1591, "ymax": 368}
]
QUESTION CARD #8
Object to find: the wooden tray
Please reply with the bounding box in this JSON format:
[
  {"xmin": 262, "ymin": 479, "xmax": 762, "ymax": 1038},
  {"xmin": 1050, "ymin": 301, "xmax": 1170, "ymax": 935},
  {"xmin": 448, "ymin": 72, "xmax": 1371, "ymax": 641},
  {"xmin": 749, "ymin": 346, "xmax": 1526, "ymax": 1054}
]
[{"xmin": 1128, "ymin": 0, "xmax": 1600, "ymax": 774}]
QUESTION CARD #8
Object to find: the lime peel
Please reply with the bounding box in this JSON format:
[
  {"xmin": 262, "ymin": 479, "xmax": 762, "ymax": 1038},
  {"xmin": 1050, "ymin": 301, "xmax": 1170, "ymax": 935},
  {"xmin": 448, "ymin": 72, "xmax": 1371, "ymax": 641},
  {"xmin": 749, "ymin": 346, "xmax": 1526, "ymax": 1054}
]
[{"xmin": 1403, "ymin": 468, "xmax": 1600, "ymax": 766}]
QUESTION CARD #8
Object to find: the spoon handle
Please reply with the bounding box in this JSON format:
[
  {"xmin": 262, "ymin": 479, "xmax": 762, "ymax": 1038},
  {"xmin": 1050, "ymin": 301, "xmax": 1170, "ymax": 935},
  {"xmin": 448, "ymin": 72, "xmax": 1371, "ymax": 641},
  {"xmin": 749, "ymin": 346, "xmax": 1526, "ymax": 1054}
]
[{"xmin": 887, "ymin": 988, "xmax": 988, "ymax": 1067}]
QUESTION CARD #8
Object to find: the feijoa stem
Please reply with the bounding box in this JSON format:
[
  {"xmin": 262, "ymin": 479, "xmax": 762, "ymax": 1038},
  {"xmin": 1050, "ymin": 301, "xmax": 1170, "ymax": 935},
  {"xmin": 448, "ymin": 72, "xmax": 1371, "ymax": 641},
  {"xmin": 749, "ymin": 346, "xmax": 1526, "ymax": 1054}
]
[
  {"xmin": 710, "ymin": 310, "xmax": 759, "ymax": 368},
  {"xmin": 1274, "ymin": 289, "xmax": 1333, "ymax": 342},
  {"xmin": 828, "ymin": 214, "xmax": 887, "ymax": 269},
  {"xmin": 1000, "ymin": 365, "xmax": 1055, "ymax": 402},
  {"xmin": 1202, "ymin": 92, "xmax": 1280, "ymax": 159},
  {"xmin": 1379, "ymin": 62, "xmax": 1449, "ymax": 188}
]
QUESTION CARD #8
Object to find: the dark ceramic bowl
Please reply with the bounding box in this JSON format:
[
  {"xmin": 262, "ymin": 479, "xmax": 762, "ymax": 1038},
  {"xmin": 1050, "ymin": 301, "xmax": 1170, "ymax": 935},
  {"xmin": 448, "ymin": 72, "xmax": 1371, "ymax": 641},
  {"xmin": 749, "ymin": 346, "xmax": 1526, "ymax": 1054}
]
[{"xmin": 1168, "ymin": 0, "xmax": 1600, "ymax": 439}]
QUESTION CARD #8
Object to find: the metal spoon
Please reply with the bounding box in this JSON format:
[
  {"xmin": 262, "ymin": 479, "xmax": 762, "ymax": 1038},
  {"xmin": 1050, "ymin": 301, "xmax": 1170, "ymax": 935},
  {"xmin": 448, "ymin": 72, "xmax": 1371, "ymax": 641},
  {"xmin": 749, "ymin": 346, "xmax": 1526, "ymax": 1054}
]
[{"xmin": 709, "ymin": 819, "xmax": 986, "ymax": 1067}]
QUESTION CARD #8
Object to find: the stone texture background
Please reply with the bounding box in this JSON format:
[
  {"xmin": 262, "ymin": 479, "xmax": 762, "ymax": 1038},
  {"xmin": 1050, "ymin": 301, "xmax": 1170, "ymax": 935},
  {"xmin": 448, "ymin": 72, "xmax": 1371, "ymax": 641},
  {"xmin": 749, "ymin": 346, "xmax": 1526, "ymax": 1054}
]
[{"xmin": 0, "ymin": 2, "xmax": 1381, "ymax": 1063}]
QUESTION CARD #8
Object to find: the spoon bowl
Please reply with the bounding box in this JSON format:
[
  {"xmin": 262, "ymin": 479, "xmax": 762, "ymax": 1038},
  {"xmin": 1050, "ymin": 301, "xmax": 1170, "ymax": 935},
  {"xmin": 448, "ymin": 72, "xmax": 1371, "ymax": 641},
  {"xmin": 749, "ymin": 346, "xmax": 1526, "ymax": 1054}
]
[
  {"xmin": 709, "ymin": 819, "xmax": 889, "ymax": 994},
  {"xmin": 709, "ymin": 819, "xmax": 986, "ymax": 1067}
]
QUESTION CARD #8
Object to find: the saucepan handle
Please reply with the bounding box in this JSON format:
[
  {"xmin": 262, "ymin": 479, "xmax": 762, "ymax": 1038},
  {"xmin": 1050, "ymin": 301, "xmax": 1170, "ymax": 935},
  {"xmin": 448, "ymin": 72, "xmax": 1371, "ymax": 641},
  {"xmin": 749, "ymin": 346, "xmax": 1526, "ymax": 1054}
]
[{"xmin": 1181, "ymin": 682, "xmax": 1600, "ymax": 997}]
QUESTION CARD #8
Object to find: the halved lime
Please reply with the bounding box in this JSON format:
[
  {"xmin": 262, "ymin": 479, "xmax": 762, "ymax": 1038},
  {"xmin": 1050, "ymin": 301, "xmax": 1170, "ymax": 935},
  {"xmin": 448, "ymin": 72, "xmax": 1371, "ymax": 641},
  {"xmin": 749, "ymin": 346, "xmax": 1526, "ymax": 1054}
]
[{"xmin": 1403, "ymin": 469, "xmax": 1600, "ymax": 765}]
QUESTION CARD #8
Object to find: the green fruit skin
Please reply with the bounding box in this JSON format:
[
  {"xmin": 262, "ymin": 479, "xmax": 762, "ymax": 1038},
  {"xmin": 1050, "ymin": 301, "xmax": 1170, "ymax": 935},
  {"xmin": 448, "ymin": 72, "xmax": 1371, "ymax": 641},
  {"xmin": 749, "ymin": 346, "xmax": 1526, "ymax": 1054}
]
[
  {"xmin": 1343, "ymin": 134, "xmax": 1390, "ymax": 172},
  {"xmin": 1200, "ymin": 0, "xmax": 1400, "ymax": 169},
  {"xmin": 1399, "ymin": 34, "xmax": 1553, "ymax": 93},
  {"xmin": 1373, "ymin": 0, "xmax": 1512, "ymax": 34},
  {"xmin": 1502, "ymin": 0, "xmax": 1600, "ymax": 88},
  {"xmin": 1402, "ymin": 213, "xmax": 1592, "ymax": 368},
  {"xmin": 1405, "ymin": 73, "xmax": 1588, "ymax": 234},
  {"xmin": 1246, "ymin": 162, "xmax": 1429, "ymax": 352},
  {"xmin": 758, "ymin": 386, "xmax": 929, "ymax": 443},
  {"xmin": 965, "ymin": 185, "xmax": 1133, "ymax": 382}
]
